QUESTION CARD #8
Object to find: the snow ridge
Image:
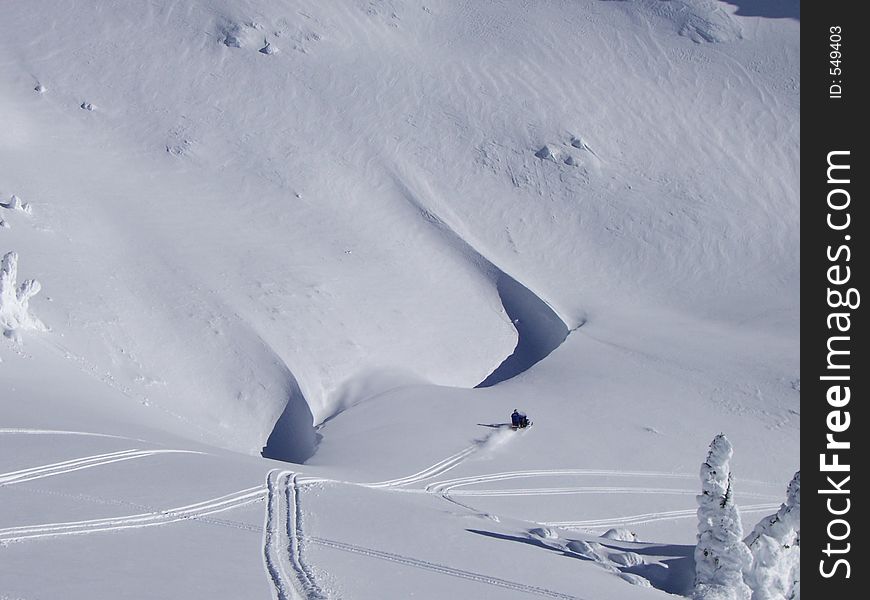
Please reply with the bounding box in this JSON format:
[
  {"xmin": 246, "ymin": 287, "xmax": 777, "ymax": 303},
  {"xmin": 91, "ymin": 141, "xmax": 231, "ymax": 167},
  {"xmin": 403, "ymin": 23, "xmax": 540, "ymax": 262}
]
[{"xmin": 389, "ymin": 172, "xmax": 573, "ymax": 386}]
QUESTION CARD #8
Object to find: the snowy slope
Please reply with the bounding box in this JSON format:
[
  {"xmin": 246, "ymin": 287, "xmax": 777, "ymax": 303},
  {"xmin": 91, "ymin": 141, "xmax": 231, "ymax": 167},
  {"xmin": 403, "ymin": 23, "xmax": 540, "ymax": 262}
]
[{"xmin": 1, "ymin": 1, "xmax": 798, "ymax": 598}]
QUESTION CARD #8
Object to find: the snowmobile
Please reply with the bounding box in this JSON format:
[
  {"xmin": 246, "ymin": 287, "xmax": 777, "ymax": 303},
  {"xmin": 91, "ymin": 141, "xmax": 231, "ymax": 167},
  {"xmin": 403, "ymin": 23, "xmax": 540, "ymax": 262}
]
[{"xmin": 510, "ymin": 410, "xmax": 531, "ymax": 430}]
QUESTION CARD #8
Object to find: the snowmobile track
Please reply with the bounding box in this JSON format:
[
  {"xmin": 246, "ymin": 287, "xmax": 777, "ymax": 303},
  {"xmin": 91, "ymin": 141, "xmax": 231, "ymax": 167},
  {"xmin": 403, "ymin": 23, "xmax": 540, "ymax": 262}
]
[
  {"xmin": 0, "ymin": 428, "xmax": 145, "ymax": 441},
  {"xmin": 542, "ymin": 502, "xmax": 782, "ymax": 530},
  {"xmin": 450, "ymin": 486, "xmax": 772, "ymax": 499},
  {"xmin": 263, "ymin": 470, "xmax": 328, "ymax": 600},
  {"xmin": 448, "ymin": 486, "xmax": 777, "ymax": 499},
  {"xmin": 426, "ymin": 469, "xmax": 697, "ymax": 494},
  {"xmin": 364, "ymin": 444, "xmax": 478, "ymax": 489},
  {"xmin": 0, "ymin": 449, "xmax": 204, "ymax": 486},
  {"xmin": 0, "ymin": 485, "xmax": 267, "ymax": 542},
  {"xmin": 308, "ymin": 536, "xmax": 585, "ymax": 600}
]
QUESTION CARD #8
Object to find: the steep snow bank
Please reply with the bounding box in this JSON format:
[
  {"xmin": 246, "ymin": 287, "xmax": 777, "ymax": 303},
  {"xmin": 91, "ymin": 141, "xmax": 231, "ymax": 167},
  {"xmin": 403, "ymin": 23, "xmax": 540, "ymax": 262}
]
[{"xmin": 477, "ymin": 273, "xmax": 571, "ymax": 387}]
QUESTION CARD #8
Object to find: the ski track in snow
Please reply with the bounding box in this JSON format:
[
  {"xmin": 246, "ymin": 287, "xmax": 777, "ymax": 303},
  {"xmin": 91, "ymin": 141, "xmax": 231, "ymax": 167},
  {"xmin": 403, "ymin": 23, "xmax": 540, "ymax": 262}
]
[
  {"xmin": 0, "ymin": 485, "xmax": 267, "ymax": 542},
  {"xmin": 0, "ymin": 449, "xmax": 204, "ymax": 486},
  {"xmin": 263, "ymin": 470, "xmax": 327, "ymax": 600},
  {"xmin": 309, "ymin": 536, "xmax": 584, "ymax": 600}
]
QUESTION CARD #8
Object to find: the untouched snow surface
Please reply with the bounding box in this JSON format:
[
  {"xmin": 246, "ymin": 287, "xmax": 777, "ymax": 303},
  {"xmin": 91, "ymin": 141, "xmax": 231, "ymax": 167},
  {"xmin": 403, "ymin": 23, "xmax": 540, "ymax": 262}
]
[{"xmin": 1, "ymin": 1, "xmax": 798, "ymax": 598}]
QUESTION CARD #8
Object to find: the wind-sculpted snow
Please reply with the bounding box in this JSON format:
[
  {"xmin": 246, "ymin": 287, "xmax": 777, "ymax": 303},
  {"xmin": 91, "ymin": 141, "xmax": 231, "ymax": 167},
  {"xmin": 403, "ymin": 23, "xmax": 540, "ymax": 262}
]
[
  {"xmin": 609, "ymin": 0, "xmax": 744, "ymax": 43},
  {"xmin": 388, "ymin": 172, "xmax": 574, "ymax": 389},
  {"xmin": 0, "ymin": 0, "xmax": 798, "ymax": 597},
  {"xmin": 0, "ymin": 0, "xmax": 798, "ymax": 462},
  {"xmin": 477, "ymin": 273, "xmax": 572, "ymax": 387}
]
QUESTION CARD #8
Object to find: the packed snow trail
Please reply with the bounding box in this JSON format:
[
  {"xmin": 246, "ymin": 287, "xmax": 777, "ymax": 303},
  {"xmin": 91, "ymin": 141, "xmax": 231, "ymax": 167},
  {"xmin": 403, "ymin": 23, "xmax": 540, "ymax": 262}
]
[
  {"xmin": 263, "ymin": 470, "xmax": 328, "ymax": 600},
  {"xmin": 364, "ymin": 444, "xmax": 479, "ymax": 488},
  {"xmin": 448, "ymin": 486, "xmax": 778, "ymax": 499},
  {"xmin": 308, "ymin": 536, "xmax": 585, "ymax": 600},
  {"xmin": 263, "ymin": 472, "xmax": 297, "ymax": 600},
  {"xmin": 426, "ymin": 469, "xmax": 697, "ymax": 494},
  {"xmin": 364, "ymin": 428, "xmax": 515, "ymax": 489},
  {"xmin": 427, "ymin": 469, "xmax": 781, "ymax": 532},
  {"xmin": 0, "ymin": 449, "xmax": 204, "ymax": 486},
  {"xmin": 0, "ymin": 485, "xmax": 267, "ymax": 542},
  {"xmin": 0, "ymin": 428, "xmax": 147, "ymax": 441},
  {"xmin": 542, "ymin": 503, "xmax": 781, "ymax": 530}
]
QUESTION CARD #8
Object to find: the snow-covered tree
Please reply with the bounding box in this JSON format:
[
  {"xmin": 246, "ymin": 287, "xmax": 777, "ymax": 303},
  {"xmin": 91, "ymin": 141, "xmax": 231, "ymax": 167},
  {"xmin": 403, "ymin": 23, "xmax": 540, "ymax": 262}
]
[
  {"xmin": 0, "ymin": 251, "xmax": 46, "ymax": 335},
  {"xmin": 744, "ymin": 471, "xmax": 800, "ymax": 600},
  {"xmin": 694, "ymin": 433, "xmax": 752, "ymax": 600}
]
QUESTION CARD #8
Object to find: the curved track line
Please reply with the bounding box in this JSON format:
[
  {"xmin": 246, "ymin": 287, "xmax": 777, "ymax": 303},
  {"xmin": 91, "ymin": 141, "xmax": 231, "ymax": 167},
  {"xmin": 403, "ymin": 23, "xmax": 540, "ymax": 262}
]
[
  {"xmin": 0, "ymin": 428, "xmax": 144, "ymax": 441},
  {"xmin": 0, "ymin": 485, "xmax": 266, "ymax": 536},
  {"xmin": 449, "ymin": 486, "xmax": 779, "ymax": 499},
  {"xmin": 0, "ymin": 449, "xmax": 144, "ymax": 481},
  {"xmin": 364, "ymin": 445, "xmax": 478, "ymax": 489},
  {"xmin": 263, "ymin": 471, "xmax": 327, "ymax": 600},
  {"xmin": 542, "ymin": 503, "xmax": 781, "ymax": 530},
  {"xmin": 0, "ymin": 449, "xmax": 204, "ymax": 486},
  {"xmin": 0, "ymin": 486, "xmax": 267, "ymax": 542},
  {"xmin": 427, "ymin": 469, "xmax": 697, "ymax": 494},
  {"xmin": 309, "ymin": 536, "xmax": 584, "ymax": 600}
]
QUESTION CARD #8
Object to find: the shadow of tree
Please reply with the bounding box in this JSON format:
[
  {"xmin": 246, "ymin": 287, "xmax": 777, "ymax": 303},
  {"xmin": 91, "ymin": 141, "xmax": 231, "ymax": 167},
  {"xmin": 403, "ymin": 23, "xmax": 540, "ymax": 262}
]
[{"xmin": 726, "ymin": 0, "xmax": 799, "ymax": 20}]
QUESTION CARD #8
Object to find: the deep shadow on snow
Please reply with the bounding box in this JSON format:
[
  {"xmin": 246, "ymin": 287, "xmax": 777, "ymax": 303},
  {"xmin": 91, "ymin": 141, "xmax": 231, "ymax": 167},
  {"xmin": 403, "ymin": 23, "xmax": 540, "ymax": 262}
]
[
  {"xmin": 468, "ymin": 529, "xmax": 695, "ymax": 595},
  {"xmin": 476, "ymin": 273, "xmax": 570, "ymax": 388},
  {"xmin": 727, "ymin": 0, "xmax": 799, "ymax": 20},
  {"xmin": 261, "ymin": 375, "xmax": 318, "ymax": 464}
]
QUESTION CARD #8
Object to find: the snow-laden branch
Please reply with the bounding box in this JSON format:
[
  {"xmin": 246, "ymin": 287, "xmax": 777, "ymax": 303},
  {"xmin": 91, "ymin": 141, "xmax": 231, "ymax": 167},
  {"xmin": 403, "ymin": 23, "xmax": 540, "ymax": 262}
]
[
  {"xmin": 0, "ymin": 251, "xmax": 46, "ymax": 336},
  {"xmin": 744, "ymin": 471, "xmax": 800, "ymax": 600},
  {"xmin": 694, "ymin": 433, "xmax": 752, "ymax": 600}
]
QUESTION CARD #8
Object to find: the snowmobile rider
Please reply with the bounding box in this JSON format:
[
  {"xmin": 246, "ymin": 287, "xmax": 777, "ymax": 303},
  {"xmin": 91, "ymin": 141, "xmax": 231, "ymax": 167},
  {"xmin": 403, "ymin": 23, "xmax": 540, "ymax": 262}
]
[{"xmin": 511, "ymin": 409, "xmax": 529, "ymax": 428}]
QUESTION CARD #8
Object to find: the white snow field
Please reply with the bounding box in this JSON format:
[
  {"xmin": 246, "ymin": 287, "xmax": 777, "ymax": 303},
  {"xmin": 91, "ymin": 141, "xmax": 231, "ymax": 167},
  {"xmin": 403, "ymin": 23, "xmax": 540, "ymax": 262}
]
[{"xmin": 1, "ymin": 1, "xmax": 798, "ymax": 598}]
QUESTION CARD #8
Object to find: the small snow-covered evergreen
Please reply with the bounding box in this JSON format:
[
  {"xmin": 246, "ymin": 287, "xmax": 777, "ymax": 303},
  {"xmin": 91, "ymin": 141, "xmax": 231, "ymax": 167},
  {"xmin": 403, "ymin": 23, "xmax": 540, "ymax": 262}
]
[
  {"xmin": 694, "ymin": 434, "xmax": 752, "ymax": 600},
  {"xmin": 0, "ymin": 251, "xmax": 46, "ymax": 335},
  {"xmin": 744, "ymin": 471, "xmax": 800, "ymax": 600}
]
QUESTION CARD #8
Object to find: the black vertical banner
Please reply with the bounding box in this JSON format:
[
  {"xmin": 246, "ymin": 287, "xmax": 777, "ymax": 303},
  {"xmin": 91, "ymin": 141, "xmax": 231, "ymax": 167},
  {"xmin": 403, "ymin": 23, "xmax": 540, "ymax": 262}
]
[{"xmin": 803, "ymin": 1, "xmax": 865, "ymax": 597}]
